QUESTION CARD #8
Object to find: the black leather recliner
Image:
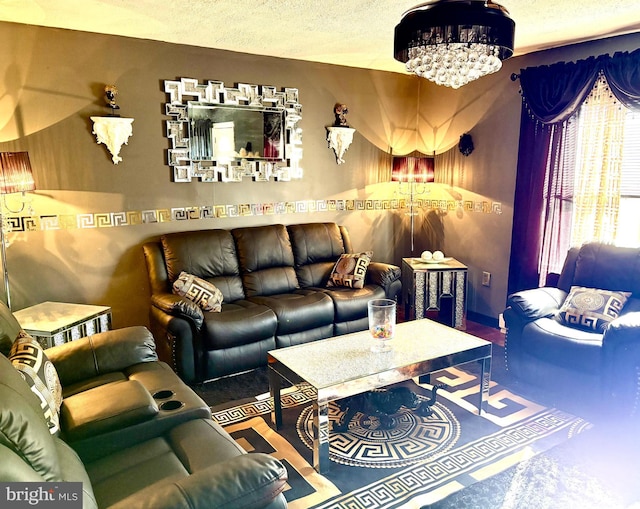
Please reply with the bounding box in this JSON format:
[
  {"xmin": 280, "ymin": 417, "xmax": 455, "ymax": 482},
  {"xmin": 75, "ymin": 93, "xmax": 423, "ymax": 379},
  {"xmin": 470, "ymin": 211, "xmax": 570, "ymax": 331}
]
[
  {"xmin": 288, "ymin": 223, "xmax": 390, "ymax": 335},
  {"xmin": 232, "ymin": 224, "xmax": 336, "ymax": 348},
  {"xmin": 504, "ymin": 242, "xmax": 640, "ymax": 415},
  {"xmin": 0, "ymin": 301, "xmax": 287, "ymax": 509},
  {"xmin": 143, "ymin": 222, "xmax": 402, "ymax": 384},
  {"xmin": 145, "ymin": 228, "xmax": 278, "ymax": 383}
]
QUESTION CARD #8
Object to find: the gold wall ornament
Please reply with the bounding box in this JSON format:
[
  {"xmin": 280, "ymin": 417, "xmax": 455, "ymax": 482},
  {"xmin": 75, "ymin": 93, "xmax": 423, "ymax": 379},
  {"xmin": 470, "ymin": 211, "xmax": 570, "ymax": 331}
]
[
  {"xmin": 104, "ymin": 85, "xmax": 120, "ymax": 113},
  {"xmin": 333, "ymin": 103, "xmax": 349, "ymax": 127}
]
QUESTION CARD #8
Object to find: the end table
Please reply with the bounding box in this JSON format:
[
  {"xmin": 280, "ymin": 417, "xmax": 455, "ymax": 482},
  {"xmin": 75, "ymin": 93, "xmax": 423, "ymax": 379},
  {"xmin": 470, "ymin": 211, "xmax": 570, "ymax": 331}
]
[
  {"xmin": 402, "ymin": 257, "xmax": 468, "ymax": 329},
  {"xmin": 13, "ymin": 301, "xmax": 112, "ymax": 348}
]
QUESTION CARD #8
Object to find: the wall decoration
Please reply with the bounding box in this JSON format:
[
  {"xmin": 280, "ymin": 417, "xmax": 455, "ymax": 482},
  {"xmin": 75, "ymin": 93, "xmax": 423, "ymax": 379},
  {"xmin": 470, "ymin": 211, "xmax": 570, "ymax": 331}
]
[
  {"xmin": 91, "ymin": 85, "xmax": 134, "ymax": 164},
  {"xmin": 333, "ymin": 103, "xmax": 349, "ymax": 127},
  {"xmin": 164, "ymin": 78, "xmax": 303, "ymax": 182},
  {"xmin": 326, "ymin": 127, "xmax": 356, "ymax": 165},
  {"xmin": 4, "ymin": 198, "xmax": 502, "ymax": 234},
  {"xmin": 458, "ymin": 133, "xmax": 474, "ymax": 156},
  {"xmin": 91, "ymin": 117, "xmax": 134, "ymax": 164},
  {"xmin": 104, "ymin": 85, "xmax": 120, "ymax": 113},
  {"xmin": 326, "ymin": 103, "xmax": 356, "ymax": 165}
]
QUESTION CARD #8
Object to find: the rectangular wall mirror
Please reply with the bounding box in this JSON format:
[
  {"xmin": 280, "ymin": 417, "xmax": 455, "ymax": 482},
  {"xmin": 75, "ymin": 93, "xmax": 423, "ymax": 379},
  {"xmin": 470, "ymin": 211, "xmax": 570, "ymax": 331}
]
[{"xmin": 164, "ymin": 78, "xmax": 303, "ymax": 183}]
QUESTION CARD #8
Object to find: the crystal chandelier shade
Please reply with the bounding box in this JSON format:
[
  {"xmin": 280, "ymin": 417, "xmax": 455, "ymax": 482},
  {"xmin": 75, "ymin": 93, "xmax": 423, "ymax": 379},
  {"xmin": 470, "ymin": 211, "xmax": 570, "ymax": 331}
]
[{"xmin": 394, "ymin": 1, "xmax": 515, "ymax": 89}]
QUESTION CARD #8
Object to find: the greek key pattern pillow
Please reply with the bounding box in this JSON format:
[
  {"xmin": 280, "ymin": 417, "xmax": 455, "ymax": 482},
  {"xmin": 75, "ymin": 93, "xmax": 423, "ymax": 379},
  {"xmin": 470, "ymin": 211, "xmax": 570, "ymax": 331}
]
[
  {"xmin": 173, "ymin": 271, "xmax": 223, "ymax": 312},
  {"xmin": 9, "ymin": 332, "xmax": 63, "ymax": 434},
  {"xmin": 327, "ymin": 252, "xmax": 372, "ymax": 289},
  {"xmin": 558, "ymin": 286, "xmax": 630, "ymax": 332}
]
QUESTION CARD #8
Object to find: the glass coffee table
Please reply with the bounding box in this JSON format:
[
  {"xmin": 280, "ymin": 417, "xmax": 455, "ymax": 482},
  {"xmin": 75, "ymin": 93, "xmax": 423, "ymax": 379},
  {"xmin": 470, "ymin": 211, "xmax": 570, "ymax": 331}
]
[{"xmin": 268, "ymin": 318, "xmax": 492, "ymax": 473}]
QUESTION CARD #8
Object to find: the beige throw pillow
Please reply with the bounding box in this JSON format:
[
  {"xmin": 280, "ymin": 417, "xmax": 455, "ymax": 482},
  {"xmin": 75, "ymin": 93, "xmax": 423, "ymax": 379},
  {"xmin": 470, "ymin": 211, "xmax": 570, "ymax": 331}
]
[
  {"xmin": 327, "ymin": 252, "xmax": 372, "ymax": 289},
  {"xmin": 9, "ymin": 332, "xmax": 63, "ymax": 435},
  {"xmin": 172, "ymin": 271, "xmax": 223, "ymax": 312},
  {"xmin": 558, "ymin": 286, "xmax": 630, "ymax": 332}
]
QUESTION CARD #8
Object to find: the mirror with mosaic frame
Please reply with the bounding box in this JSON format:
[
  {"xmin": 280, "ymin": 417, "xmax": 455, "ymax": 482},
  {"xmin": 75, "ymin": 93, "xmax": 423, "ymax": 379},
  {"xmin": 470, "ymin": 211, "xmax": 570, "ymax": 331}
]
[{"xmin": 164, "ymin": 78, "xmax": 303, "ymax": 182}]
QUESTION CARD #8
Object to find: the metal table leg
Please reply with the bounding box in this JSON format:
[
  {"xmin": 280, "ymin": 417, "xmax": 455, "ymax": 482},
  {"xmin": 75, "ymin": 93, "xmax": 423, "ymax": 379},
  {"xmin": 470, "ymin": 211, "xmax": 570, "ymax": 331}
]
[
  {"xmin": 313, "ymin": 397, "xmax": 330, "ymax": 473},
  {"xmin": 269, "ymin": 367, "xmax": 282, "ymax": 429},
  {"xmin": 478, "ymin": 355, "xmax": 491, "ymax": 415}
]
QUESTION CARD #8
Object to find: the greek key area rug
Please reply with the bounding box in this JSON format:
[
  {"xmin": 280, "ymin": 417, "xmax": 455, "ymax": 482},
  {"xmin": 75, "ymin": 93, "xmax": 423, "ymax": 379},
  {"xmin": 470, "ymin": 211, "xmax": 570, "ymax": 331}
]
[{"xmin": 211, "ymin": 366, "xmax": 591, "ymax": 509}]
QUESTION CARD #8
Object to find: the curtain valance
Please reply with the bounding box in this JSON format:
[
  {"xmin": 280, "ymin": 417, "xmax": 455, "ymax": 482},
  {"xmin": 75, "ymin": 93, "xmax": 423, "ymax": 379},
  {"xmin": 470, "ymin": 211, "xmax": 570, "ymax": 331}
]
[{"xmin": 518, "ymin": 48, "xmax": 640, "ymax": 124}]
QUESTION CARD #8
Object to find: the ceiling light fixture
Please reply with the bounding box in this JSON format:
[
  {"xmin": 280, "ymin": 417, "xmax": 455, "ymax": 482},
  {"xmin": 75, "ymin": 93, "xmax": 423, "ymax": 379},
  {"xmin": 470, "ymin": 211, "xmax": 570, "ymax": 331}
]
[{"xmin": 394, "ymin": 0, "xmax": 515, "ymax": 89}]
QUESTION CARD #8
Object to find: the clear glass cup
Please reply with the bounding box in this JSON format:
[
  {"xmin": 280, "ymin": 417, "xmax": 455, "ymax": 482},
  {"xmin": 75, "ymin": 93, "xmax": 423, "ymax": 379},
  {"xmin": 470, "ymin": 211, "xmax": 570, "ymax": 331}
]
[{"xmin": 368, "ymin": 298, "xmax": 396, "ymax": 352}]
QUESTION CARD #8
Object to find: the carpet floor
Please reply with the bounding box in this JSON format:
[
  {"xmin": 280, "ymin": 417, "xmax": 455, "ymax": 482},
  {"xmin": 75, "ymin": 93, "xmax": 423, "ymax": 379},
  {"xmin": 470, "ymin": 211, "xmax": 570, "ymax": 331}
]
[{"xmin": 194, "ymin": 331, "xmax": 640, "ymax": 508}]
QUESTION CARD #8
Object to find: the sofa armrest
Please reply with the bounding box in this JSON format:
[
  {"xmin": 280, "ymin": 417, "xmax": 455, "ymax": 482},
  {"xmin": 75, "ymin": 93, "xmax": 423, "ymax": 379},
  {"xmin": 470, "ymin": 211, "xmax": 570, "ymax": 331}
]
[
  {"xmin": 61, "ymin": 380, "xmax": 159, "ymax": 441},
  {"xmin": 602, "ymin": 299, "xmax": 640, "ymax": 349},
  {"xmin": 367, "ymin": 261, "xmax": 401, "ymax": 286},
  {"xmin": 109, "ymin": 453, "xmax": 287, "ymax": 509},
  {"xmin": 602, "ymin": 302, "xmax": 640, "ymax": 414},
  {"xmin": 506, "ymin": 287, "xmax": 567, "ymax": 323},
  {"xmin": 151, "ymin": 293, "xmax": 204, "ymax": 329},
  {"xmin": 366, "ymin": 262, "xmax": 402, "ymax": 297},
  {"xmin": 45, "ymin": 326, "xmax": 158, "ymax": 387}
]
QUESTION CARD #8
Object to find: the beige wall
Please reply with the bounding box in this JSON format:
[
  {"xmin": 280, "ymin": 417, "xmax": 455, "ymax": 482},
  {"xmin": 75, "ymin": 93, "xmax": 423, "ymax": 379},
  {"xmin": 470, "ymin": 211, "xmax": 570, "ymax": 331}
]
[{"xmin": 1, "ymin": 21, "xmax": 639, "ymax": 327}]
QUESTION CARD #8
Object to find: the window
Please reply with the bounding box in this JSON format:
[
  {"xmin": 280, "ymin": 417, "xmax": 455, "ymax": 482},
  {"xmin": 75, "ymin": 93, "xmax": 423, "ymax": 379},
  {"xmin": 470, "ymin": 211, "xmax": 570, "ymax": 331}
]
[
  {"xmin": 569, "ymin": 76, "xmax": 640, "ymax": 249},
  {"xmin": 618, "ymin": 110, "xmax": 640, "ymax": 247}
]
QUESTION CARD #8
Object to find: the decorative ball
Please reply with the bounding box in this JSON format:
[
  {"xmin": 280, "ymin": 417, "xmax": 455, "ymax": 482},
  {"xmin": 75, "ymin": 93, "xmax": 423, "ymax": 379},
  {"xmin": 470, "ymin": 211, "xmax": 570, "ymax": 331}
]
[
  {"xmin": 421, "ymin": 251, "xmax": 433, "ymax": 260},
  {"xmin": 433, "ymin": 250, "xmax": 444, "ymax": 261}
]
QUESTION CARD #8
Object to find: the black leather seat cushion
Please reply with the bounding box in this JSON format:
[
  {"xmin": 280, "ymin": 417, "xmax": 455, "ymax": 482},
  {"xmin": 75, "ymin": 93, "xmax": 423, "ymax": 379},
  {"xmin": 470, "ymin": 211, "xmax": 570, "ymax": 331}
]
[
  {"xmin": 320, "ymin": 285, "xmax": 385, "ymax": 322},
  {"xmin": 201, "ymin": 302, "xmax": 277, "ymax": 351},
  {"xmin": 521, "ymin": 317, "xmax": 603, "ymax": 374},
  {"xmin": 250, "ymin": 291, "xmax": 334, "ymax": 334}
]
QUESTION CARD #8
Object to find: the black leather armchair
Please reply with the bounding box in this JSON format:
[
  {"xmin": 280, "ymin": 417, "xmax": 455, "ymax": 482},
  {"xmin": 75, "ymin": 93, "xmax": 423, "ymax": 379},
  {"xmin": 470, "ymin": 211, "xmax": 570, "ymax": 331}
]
[{"xmin": 504, "ymin": 242, "xmax": 640, "ymax": 415}]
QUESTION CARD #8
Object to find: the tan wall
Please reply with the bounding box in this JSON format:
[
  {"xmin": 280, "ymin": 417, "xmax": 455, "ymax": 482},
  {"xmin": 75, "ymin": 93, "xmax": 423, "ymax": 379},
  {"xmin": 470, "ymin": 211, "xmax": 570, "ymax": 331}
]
[{"xmin": 1, "ymin": 20, "xmax": 639, "ymax": 327}]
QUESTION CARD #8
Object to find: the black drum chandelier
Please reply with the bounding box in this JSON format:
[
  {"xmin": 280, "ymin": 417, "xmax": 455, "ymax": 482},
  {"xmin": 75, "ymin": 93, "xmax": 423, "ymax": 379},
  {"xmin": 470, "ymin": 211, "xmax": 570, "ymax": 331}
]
[{"xmin": 394, "ymin": 0, "xmax": 515, "ymax": 89}]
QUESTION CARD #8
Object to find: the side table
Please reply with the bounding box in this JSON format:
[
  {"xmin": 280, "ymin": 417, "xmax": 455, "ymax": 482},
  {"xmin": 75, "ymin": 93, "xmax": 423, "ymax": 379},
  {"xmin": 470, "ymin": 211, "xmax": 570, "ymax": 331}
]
[
  {"xmin": 402, "ymin": 257, "xmax": 468, "ymax": 329},
  {"xmin": 13, "ymin": 301, "xmax": 112, "ymax": 348}
]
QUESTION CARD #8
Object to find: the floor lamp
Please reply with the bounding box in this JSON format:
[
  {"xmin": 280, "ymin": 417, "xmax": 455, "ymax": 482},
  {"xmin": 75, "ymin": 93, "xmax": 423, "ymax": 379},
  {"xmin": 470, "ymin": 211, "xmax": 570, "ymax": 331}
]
[
  {"xmin": 0, "ymin": 152, "xmax": 36, "ymax": 310},
  {"xmin": 391, "ymin": 155, "xmax": 435, "ymax": 254}
]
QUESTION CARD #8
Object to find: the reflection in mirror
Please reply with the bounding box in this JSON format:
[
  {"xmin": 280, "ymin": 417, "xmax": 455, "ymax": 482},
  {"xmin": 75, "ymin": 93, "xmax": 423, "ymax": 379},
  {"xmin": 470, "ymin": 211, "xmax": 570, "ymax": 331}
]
[
  {"xmin": 164, "ymin": 79, "xmax": 302, "ymax": 183},
  {"xmin": 188, "ymin": 104, "xmax": 284, "ymax": 162}
]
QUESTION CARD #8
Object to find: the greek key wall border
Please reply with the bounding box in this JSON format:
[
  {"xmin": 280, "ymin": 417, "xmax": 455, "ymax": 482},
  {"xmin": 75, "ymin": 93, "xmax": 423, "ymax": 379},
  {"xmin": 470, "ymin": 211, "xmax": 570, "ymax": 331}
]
[{"xmin": 5, "ymin": 198, "xmax": 502, "ymax": 233}]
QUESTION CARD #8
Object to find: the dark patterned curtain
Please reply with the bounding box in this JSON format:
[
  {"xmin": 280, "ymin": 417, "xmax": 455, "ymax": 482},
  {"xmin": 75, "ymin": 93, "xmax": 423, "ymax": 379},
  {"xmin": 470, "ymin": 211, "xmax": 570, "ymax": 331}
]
[
  {"xmin": 603, "ymin": 50, "xmax": 640, "ymax": 110},
  {"xmin": 507, "ymin": 49, "xmax": 640, "ymax": 296}
]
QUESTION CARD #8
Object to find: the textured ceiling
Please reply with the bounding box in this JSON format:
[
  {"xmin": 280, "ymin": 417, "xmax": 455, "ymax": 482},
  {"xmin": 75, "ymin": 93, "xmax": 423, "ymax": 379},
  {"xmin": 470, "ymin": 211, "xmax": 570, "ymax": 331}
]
[{"xmin": 2, "ymin": 0, "xmax": 640, "ymax": 73}]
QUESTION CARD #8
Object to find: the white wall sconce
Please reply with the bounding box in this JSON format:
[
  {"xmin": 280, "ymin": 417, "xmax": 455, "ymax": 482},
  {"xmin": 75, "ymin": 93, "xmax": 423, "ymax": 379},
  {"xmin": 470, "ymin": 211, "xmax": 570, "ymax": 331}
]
[
  {"xmin": 91, "ymin": 85, "xmax": 133, "ymax": 164},
  {"xmin": 326, "ymin": 103, "xmax": 356, "ymax": 164},
  {"xmin": 91, "ymin": 117, "xmax": 134, "ymax": 164}
]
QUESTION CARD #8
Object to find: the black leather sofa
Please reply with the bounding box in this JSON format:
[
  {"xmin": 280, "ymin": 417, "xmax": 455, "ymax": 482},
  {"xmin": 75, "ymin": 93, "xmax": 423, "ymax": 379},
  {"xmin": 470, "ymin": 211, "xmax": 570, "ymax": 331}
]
[
  {"xmin": 504, "ymin": 242, "xmax": 640, "ymax": 415},
  {"xmin": 0, "ymin": 302, "xmax": 287, "ymax": 509},
  {"xmin": 143, "ymin": 222, "xmax": 402, "ymax": 384}
]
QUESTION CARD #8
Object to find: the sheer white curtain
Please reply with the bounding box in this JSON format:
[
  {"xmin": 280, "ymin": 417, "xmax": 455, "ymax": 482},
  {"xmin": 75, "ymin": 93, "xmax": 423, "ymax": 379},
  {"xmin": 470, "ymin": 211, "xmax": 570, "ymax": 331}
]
[{"xmin": 570, "ymin": 73, "xmax": 627, "ymax": 246}]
